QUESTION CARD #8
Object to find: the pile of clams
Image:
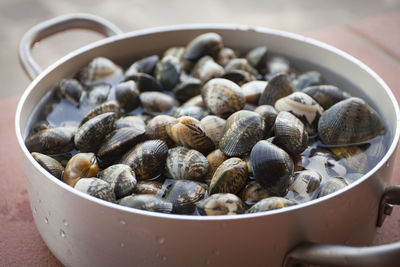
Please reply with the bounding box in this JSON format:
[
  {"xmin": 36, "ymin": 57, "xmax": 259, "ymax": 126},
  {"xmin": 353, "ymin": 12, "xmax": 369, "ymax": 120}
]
[{"xmin": 25, "ymin": 32, "xmax": 387, "ymax": 216}]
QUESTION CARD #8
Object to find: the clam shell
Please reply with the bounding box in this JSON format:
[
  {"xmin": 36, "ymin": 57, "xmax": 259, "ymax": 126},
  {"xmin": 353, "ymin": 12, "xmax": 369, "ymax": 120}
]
[
  {"xmin": 165, "ymin": 180, "xmax": 207, "ymax": 214},
  {"xmin": 62, "ymin": 153, "xmax": 98, "ymax": 187},
  {"xmin": 248, "ymin": 197, "xmax": 296, "ymax": 213},
  {"xmin": 318, "ymin": 97, "xmax": 384, "ymax": 145},
  {"xmin": 246, "ymin": 46, "xmax": 268, "ymax": 70},
  {"xmin": 165, "ymin": 146, "xmax": 209, "ymax": 181},
  {"xmin": 74, "ymin": 178, "xmax": 116, "ymax": 202},
  {"xmin": 225, "ymin": 58, "xmax": 258, "ymax": 77},
  {"xmin": 286, "ymin": 170, "xmax": 322, "ymax": 203},
  {"xmin": 115, "ymin": 81, "xmax": 140, "ymax": 112},
  {"xmin": 302, "ymin": 85, "xmax": 351, "ymax": 109},
  {"xmin": 239, "ymin": 181, "xmax": 270, "ymax": 206},
  {"xmin": 221, "ymin": 69, "xmax": 256, "ymax": 85},
  {"xmin": 173, "ymin": 77, "xmax": 202, "ymax": 103},
  {"xmin": 275, "ymin": 92, "xmax": 324, "ymax": 136},
  {"xmin": 163, "ymin": 47, "xmax": 185, "ymax": 61},
  {"xmin": 86, "ymin": 83, "xmax": 111, "ymax": 105},
  {"xmin": 145, "ymin": 115, "xmax": 178, "ymax": 147},
  {"xmin": 173, "ymin": 105, "xmax": 209, "ymax": 121},
  {"xmin": 216, "ymin": 48, "xmax": 236, "ymax": 66},
  {"xmin": 74, "ymin": 112, "xmax": 117, "ymax": 153},
  {"xmin": 133, "ymin": 181, "xmax": 163, "ymax": 195},
  {"xmin": 209, "ymin": 157, "xmax": 248, "ymax": 195},
  {"xmin": 241, "ymin": 80, "xmax": 268, "ymax": 105},
  {"xmin": 192, "ymin": 56, "xmax": 224, "ymax": 82},
  {"xmin": 80, "ymin": 101, "xmax": 120, "ymax": 126},
  {"xmin": 293, "ymin": 71, "xmax": 323, "ymax": 90},
  {"xmin": 254, "ymin": 105, "xmax": 278, "ymax": 137},
  {"xmin": 250, "ymin": 140, "xmax": 294, "ymax": 196},
  {"xmin": 119, "ymin": 195, "xmax": 173, "ymax": 213},
  {"xmin": 201, "ymin": 78, "xmax": 246, "ymax": 118},
  {"xmin": 25, "ymin": 126, "xmax": 76, "ymax": 154},
  {"xmin": 183, "ymin": 32, "xmax": 223, "ymax": 63},
  {"xmin": 267, "ymin": 56, "xmax": 290, "ymax": 76},
  {"xmin": 196, "ymin": 193, "xmax": 246, "ymax": 215},
  {"xmin": 205, "ymin": 149, "xmax": 229, "ymax": 184},
  {"xmin": 58, "ymin": 78, "xmax": 83, "ymax": 104},
  {"xmin": 273, "ymin": 111, "xmax": 308, "ymax": 155},
  {"xmin": 31, "ymin": 152, "xmax": 64, "ymax": 179},
  {"xmin": 155, "ymin": 55, "xmax": 181, "ymax": 90},
  {"xmin": 125, "ymin": 72, "xmax": 161, "ymax": 92},
  {"xmin": 200, "ymin": 115, "xmax": 226, "ymax": 146},
  {"xmin": 304, "ymin": 149, "xmax": 347, "ymax": 183},
  {"xmin": 120, "ymin": 140, "xmax": 168, "ymax": 180},
  {"xmin": 183, "ymin": 95, "xmax": 205, "ymax": 107},
  {"xmin": 98, "ymin": 164, "xmax": 137, "ymax": 199},
  {"xmin": 139, "ymin": 91, "xmax": 179, "ymax": 113},
  {"xmin": 125, "ymin": 55, "xmax": 159, "ymax": 76},
  {"xmin": 79, "ymin": 57, "xmax": 123, "ymax": 86},
  {"xmin": 258, "ymin": 73, "xmax": 294, "ymax": 106},
  {"xmin": 219, "ymin": 110, "xmax": 265, "ymax": 156},
  {"xmin": 318, "ymin": 177, "xmax": 348, "ymax": 197},
  {"xmin": 114, "ymin": 116, "xmax": 146, "ymax": 131}
]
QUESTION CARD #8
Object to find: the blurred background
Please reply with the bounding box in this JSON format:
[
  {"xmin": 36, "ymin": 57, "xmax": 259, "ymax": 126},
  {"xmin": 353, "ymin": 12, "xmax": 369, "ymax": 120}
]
[{"xmin": 2, "ymin": 0, "xmax": 400, "ymax": 98}]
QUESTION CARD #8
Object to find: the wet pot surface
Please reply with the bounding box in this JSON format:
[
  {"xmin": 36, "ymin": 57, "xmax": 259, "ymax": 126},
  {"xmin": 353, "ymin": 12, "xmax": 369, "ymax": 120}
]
[{"xmin": 16, "ymin": 21, "xmax": 400, "ymax": 267}]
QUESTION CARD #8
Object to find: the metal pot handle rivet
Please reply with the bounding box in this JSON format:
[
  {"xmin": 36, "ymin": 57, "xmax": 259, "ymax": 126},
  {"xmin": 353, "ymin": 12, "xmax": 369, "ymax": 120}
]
[
  {"xmin": 19, "ymin": 13, "xmax": 123, "ymax": 81},
  {"xmin": 283, "ymin": 185, "xmax": 400, "ymax": 267}
]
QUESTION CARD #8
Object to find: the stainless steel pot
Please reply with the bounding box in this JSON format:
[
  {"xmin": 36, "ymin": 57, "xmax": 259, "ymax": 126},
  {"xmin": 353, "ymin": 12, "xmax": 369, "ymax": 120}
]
[{"xmin": 15, "ymin": 14, "xmax": 400, "ymax": 267}]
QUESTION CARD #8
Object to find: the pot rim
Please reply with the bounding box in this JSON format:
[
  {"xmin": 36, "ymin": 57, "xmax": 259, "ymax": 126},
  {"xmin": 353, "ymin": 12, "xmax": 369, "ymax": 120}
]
[{"xmin": 15, "ymin": 23, "xmax": 400, "ymax": 221}]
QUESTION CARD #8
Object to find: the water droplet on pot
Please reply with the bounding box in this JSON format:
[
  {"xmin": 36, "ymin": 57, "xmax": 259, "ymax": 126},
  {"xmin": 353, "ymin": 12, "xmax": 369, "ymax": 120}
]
[
  {"xmin": 158, "ymin": 237, "xmax": 166, "ymax": 244},
  {"xmin": 120, "ymin": 219, "xmax": 126, "ymax": 225},
  {"xmin": 60, "ymin": 229, "xmax": 66, "ymax": 238},
  {"xmin": 44, "ymin": 217, "xmax": 49, "ymax": 224},
  {"xmin": 62, "ymin": 219, "xmax": 69, "ymax": 226},
  {"xmin": 162, "ymin": 256, "xmax": 167, "ymax": 261},
  {"xmin": 386, "ymin": 162, "xmax": 390, "ymax": 168},
  {"xmin": 33, "ymin": 207, "xmax": 37, "ymax": 214},
  {"xmin": 213, "ymin": 249, "xmax": 220, "ymax": 256},
  {"xmin": 120, "ymin": 242, "xmax": 125, "ymax": 248},
  {"xmin": 206, "ymin": 259, "xmax": 211, "ymax": 265}
]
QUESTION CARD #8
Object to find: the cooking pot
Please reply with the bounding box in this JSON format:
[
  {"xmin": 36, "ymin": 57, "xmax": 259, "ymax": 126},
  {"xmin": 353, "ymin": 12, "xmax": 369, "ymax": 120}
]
[{"xmin": 16, "ymin": 14, "xmax": 400, "ymax": 266}]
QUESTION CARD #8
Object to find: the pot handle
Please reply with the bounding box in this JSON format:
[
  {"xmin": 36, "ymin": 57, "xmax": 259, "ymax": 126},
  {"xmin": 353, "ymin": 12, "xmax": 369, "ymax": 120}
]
[
  {"xmin": 19, "ymin": 13, "xmax": 123, "ymax": 80},
  {"xmin": 283, "ymin": 185, "xmax": 400, "ymax": 267}
]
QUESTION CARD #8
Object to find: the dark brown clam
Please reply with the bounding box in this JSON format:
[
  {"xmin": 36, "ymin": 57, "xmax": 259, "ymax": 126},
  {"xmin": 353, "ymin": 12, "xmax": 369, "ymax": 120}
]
[
  {"xmin": 74, "ymin": 112, "xmax": 117, "ymax": 153},
  {"xmin": 115, "ymin": 81, "xmax": 140, "ymax": 112},
  {"xmin": 201, "ymin": 78, "xmax": 246, "ymax": 118},
  {"xmin": 155, "ymin": 55, "xmax": 181, "ymax": 90},
  {"xmin": 248, "ymin": 197, "xmax": 296, "ymax": 213},
  {"xmin": 192, "ymin": 56, "xmax": 224, "ymax": 82},
  {"xmin": 205, "ymin": 149, "xmax": 229, "ymax": 184},
  {"xmin": 318, "ymin": 177, "xmax": 348, "ymax": 197},
  {"xmin": 125, "ymin": 72, "xmax": 161, "ymax": 92},
  {"xmin": 97, "ymin": 127, "xmax": 146, "ymax": 161},
  {"xmin": 250, "ymin": 140, "xmax": 294, "ymax": 196},
  {"xmin": 254, "ymin": 105, "xmax": 278, "ymax": 137},
  {"xmin": 258, "ymin": 73, "xmax": 294, "ymax": 106},
  {"xmin": 58, "ymin": 78, "xmax": 83, "ymax": 104},
  {"xmin": 165, "ymin": 180, "xmax": 207, "ymax": 214},
  {"xmin": 216, "ymin": 47, "xmax": 236, "ymax": 66},
  {"xmin": 25, "ymin": 126, "xmax": 76, "ymax": 154},
  {"xmin": 62, "ymin": 153, "xmax": 98, "ymax": 187},
  {"xmin": 114, "ymin": 116, "xmax": 146, "ymax": 131},
  {"xmin": 200, "ymin": 115, "xmax": 226, "ymax": 146},
  {"xmin": 302, "ymin": 85, "xmax": 351, "ymax": 109},
  {"xmin": 119, "ymin": 195, "xmax": 173, "ymax": 213},
  {"xmin": 293, "ymin": 71, "xmax": 323, "ymax": 90},
  {"xmin": 79, "ymin": 57, "xmax": 123, "ymax": 86},
  {"xmin": 239, "ymin": 181, "xmax": 270, "ymax": 206},
  {"xmin": 75, "ymin": 178, "xmax": 116, "ymax": 202},
  {"xmin": 173, "ymin": 77, "xmax": 202, "ymax": 103},
  {"xmin": 196, "ymin": 193, "xmax": 246, "ymax": 215},
  {"xmin": 273, "ymin": 111, "xmax": 308, "ymax": 155},
  {"xmin": 139, "ymin": 91, "xmax": 179, "ymax": 113},
  {"xmin": 165, "ymin": 146, "xmax": 209, "ymax": 181},
  {"xmin": 267, "ymin": 56, "xmax": 290, "ymax": 76},
  {"xmin": 241, "ymin": 80, "xmax": 268, "ymax": 105},
  {"xmin": 246, "ymin": 46, "xmax": 268, "ymax": 70},
  {"xmin": 173, "ymin": 105, "xmax": 209, "ymax": 121},
  {"xmin": 98, "ymin": 164, "xmax": 137, "ymax": 199},
  {"xmin": 80, "ymin": 101, "xmax": 120, "ymax": 126},
  {"xmin": 275, "ymin": 92, "xmax": 324, "ymax": 136},
  {"xmin": 330, "ymin": 146, "xmax": 368, "ymax": 174},
  {"xmin": 166, "ymin": 116, "xmax": 215, "ymax": 154},
  {"xmin": 209, "ymin": 157, "xmax": 248, "ymax": 195},
  {"xmin": 31, "ymin": 152, "xmax": 64, "ymax": 179},
  {"xmin": 286, "ymin": 170, "xmax": 321, "ymax": 203},
  {"xmin": 125, "ymin": 55, "xmax": 159, "ymax": 76},
  {"xmin": 219, "ymin": 110, "xmax": 265, "ymax": 157},
  {"xmin": 120, "ymin": 140, "xmax": 168, "ymax": 180},
  {"xmin": 133, "ymin": 181, "xmax": 163, "ymax": 195},
  {"xmin": 318, "ymin": 97, "xmax": 384, "ymax": 145}
]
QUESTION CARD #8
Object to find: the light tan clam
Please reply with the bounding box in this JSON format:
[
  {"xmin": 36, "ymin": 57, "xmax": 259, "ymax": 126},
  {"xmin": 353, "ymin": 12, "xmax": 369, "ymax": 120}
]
[
  {"xmin": 241, "ymin": 80, "xmax": 268, "ymax": 105},
  {"xmin": 145, "ymin": 115, "xmax": 178, "ymax": 147},
  {"xmin": 114, "ymin": 116, "xmax": 146, "ymax": 131},
  {"xmin": 200, "ymin": 115, "xmax": 226, "ymax": 146},
  {"xmin": 79, "ymin": 57, "xmax": 123, "ymax": 85},
  {"xmin": 248, "ymin": 197, "xmax": 296, "ymax": 213},
  {"xmin": 196, "ymin": 193, "xmax": 246, "ymax": 215},
  {"xmin": 183, "ymin": 95, "xmax": 205, "ymax": 107},
  {"xmin": 239, "ymin": 181, "xmax": 270, "ymax": 206},
  {"xmin": 192, "ymin": 56, "xmax": 224, "ymax": 82},
  {"xmin": 205, "ymin": 149, "xmax": 229, "ymax": 184},
  {"xmin": 267, "ymin": 56, "xmax": 290, "ymax": 76},
  {"xmin": 216, "ymin": 48, "xmax": 236, "ymax": 66}
]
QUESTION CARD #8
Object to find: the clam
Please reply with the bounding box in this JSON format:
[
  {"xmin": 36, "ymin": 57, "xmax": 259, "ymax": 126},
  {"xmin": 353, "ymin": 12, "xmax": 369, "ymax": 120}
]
[
  {"xmin": 258, "ymin": 73, "xmax": 294, "ymax": 106},
  {"xmin": 119, "ymin": 195, "xmax": 173, "ymax": 213},
  {"xmin": 133, "ymin": 181, "xmax": 164, "ymax": 195},
  {"xmin": 155, "ymin": 55, "xmax": 181, "ymax": 90},
  {"xmin": 246, "ymin": 46, "xmax": 268, "ymax": 70},
  {"xmin": 97, "ymin": 127, "xmax": 146, "ymax": 161},
  {"xmin": 145, "ymin": 115, "xmax": 178, "ymax": 147},
  {"xmin": 25, "ymin": 126, "xmax": 76, "ymax": 154},
  {"xmin": 367, "ymin": 138, "xmax": 387, "ymax": 167},
  {"xmin": 205, "ymin": 149, "xmax": 229, "ymax": 184},
  {"xmin": 286, "ymin": 170, "xmax": 321, "ymax": 203},
  {"xmin": 86, "ymin": 83, "xmax": 111, "ymax": 105},
  {"xmin": 302, "ymin": 85, "xmax": 351, "ymax": 109},
  {"xmin": 125, "ymin": 72, "xmax": 161, "ymax": 92},
  {"xmin": 318, "ymin": 97, "xmax": 384, "ymax": 145},
  {"xmin": 114, "ymin": 116, "xmax": 146, "ymax": 131},
  {"xmin": 209, "ymin": 157, "xmax": 248, "ymax": 195},
  {"xmin": 254, "ymin": 105, "xmax": 278, "ymax": 137},
  {"xmin": 183, "ymin": 32, "xmax": 223, "ymax": 68},
  {"xmin": 200, "ymin": 115, "xmax": 226, "ymax": 146},
  {"xmin": 139, "ymin": 91, "xmax": 179, "ymax": 113},
  {"xmin": 115, "ymin": 81, "xmax": 140, "ymax": 112},
  {"xmin": 58, "ymin": 78, "xmax": 83, "ymax": 104},
  {"xmin": 216, "ymin": 47, "xmax": 236, "ymax": 66},
  {"xmin": 98, "ymin": 164, "xmax": 137, "ymax": 199},
  {"xmin": 304, "ymin": 149, "xmax": 347, "ymax": 183},
  {"xmin": 125, "ymin": 55, "xmax": 159, "ymax": 76},
  {"xmin": 221, "ymin": 69, "xmax": 256, "ymax": 85},
  {"xmin": 166, "ymin": 116, "xmax": 215, "ymax": 153},
  {"xmin": 163, "ymin": 47, "xmax": 185, "ymax": 61},
  {"xmin": 318, "ymin": 177, "xmax": 348, "ymax": 197},
  {"xmin": 248, "ymin": 197, "xmax": 296, "ymax": 213},
  {"xmin": 165, "ymin": 180, "xmax": 207, "ymax": 214},
  {"xmin": 173, "ymin": 77, "xmax": 202, "ymax": 103},
  {"xmin": 80, "ymin": 101, "xmax": 120, "ymax": 126},
  {"xmin": 201, "ymin": 78, "xmax": 246, "ymax": 118},
  {"xmin": 192, "ymin": 56, "xmax": 224, "ymax": 82},
  {"xmin": 196, "ymin": 193, "xmax": 246, "ymax": 215},
  {"xmin": 273, "ymin": 111, "xmax": 308, "ymax": 155},
  {"xmin": 120, "ymin": 140, "xmax": 168, "ymax": 180},
  {"xmin": 28, "ymin": 120, "xmax": 51, "ymax": 137},
  {"xmin": 74, "ymin": 112, "xmax": 117, "ymax": 153},
  {"xmin": 275, "ymin": 92, "xmax": 324, "ymax": 136},
  {"xmin": 183, "ymin": 94, "xmax": 205, "ymax": 107},
  {"xmin": 239, "ymin": 181, "xmax": 270, "ymax": 206},
  {"xmin": 164, "ymin": 146, "xmax": 209, "ymax": 181},
  {"xmin": 224, "ymin": 58, "xmax": 258, "ymax": 77},
  {"xmin": 79, "ymin": 57, "xmax": 123, "ymax": 85},
  {"xmin": 293, "ymin": 71, "xmax": 323, "ymax": 90},
  {"xmin": 74, "ymin": 178, "xmax": 116, "ymax": 202},
  {"xmin": 31, "ymin": 152, "xmax": 64, "ymax": 179},
  {"xmin": 219, "ymin": 110, "xmax": 265, "ymax": 156},
  {"xmin": 267, "ymin": 56, "xmax": 290, "ymax": 76},
  {"xmin": 250, "ymin": 140, "xmax": 294, "ymax": 196},
  {"xmin": 173, "ymin": 105, "xmax": 209, "ymax": 121},
  {"xmin": 241, "ymin": 80, "xmax": 268, "ymax": 105},
  {"xmin": 62, "ymin": 153, "xmax": 98, "ymax": 187},
  {"xmin": 330, "ymin": 146, "xmax": 368, "ymax": 174}
]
